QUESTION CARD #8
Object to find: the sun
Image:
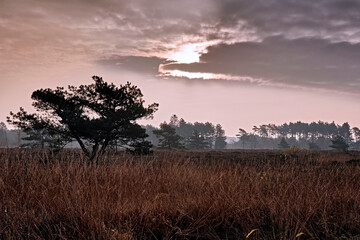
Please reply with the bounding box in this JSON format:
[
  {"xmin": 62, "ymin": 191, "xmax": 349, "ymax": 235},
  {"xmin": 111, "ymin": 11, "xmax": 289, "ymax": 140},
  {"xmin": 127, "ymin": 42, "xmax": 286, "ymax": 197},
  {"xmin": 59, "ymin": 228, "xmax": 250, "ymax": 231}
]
[{"xmin": 167, "ymin": 42, "xmax": 215, "ymax": 64}]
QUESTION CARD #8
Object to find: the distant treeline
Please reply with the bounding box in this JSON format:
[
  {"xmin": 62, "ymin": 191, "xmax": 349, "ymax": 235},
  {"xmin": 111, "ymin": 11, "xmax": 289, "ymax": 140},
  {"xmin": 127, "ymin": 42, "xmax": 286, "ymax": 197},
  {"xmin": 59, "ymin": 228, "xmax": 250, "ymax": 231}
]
[
  {"xmin": 143, "ymin": 117, "xmax": 360, "ymax": 150},
  {"xmin": 1, "ymin": 118, "xmax": 360, "ymax": 150},
  {"xmin": 0, "ymin": 122, "xmax": 23, "ymax": 148},
  {"xmin": 232, "ymin": 121, "xmax": 360, "ymax": 150},
  {"xmin": 143, "ymin": 115, "xmax": 227, "ymax": 149}
]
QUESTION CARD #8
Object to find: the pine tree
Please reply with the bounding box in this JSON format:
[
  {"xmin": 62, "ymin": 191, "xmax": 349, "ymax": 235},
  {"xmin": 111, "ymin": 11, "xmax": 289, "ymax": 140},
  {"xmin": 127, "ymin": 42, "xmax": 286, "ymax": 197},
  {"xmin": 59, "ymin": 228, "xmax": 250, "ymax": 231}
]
[
  {"xmin": 187, "ymin": 130, "xmax": 209, "ymax": 149},
  {"xmin": 214, "ymin": 124, "xmax": 227, "ymax": 149},
  {"xmin": 330, "ymin": 135, "xmax": 349, "ymax": 152},
  {"xmin": 153, "ymin": 123, "xmax": 183, "ymax": 149},
  {"xmin": 8, "ymin": 76, "xmax": 158, "ymax": 161}
]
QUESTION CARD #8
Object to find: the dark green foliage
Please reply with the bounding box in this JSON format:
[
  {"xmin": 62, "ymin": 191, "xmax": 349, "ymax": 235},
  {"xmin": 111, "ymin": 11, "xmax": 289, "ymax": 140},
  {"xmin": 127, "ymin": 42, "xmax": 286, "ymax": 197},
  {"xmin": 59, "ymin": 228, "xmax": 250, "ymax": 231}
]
[
  {"xmin": 8, "ymin": 76, "xmax": 158, "ymax": 161},
  {"xmin": 278, "ymin": 137, "xmax": 290, "ymax": 149},
  {"xmin": 153, "ymin": 123, "xmax": 184, "ymax": 149},
  {"xmin": 236, "ymin": 128, "xmax": 257, "ymax": 149},
  {"xmin": 21, "ymin": 129, "xmax": 71, "ymax": 153},
  {"xmin": 350, "ymin": 127, "xmax": 360, "ymax": 150},
  {"xmin": 127, "ymin": 139, "xmax": 153, "ymax": 155},
  {"xmin": 214, "ymin": 124, "xmax": 227, "ymax": 149},
  {"xmin": 168, "ymin": 115, "xmax": 215, "ymax": 147},
  {"xmin": 151, "ymin": 115, "xmax": 218, "ymax": 149},
  {"xmin": 330, "ymin": 135, "xmax": 349, "ymax": 152},
  {"xmin": 353, "ymin": 127, "xmax": 360, "ymax": 141},
  {"xmin": 236, "ymin": 128, "xmax": 250, "ymax": 148},
  {"xmin": 187, "ymin": 130, "xmax": 209, "ymax": 149}
]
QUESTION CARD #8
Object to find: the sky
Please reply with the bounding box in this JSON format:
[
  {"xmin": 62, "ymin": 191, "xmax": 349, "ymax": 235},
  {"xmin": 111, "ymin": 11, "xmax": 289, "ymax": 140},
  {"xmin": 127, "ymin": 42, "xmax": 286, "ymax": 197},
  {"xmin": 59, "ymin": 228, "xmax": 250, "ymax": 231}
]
[{"xmin": 1, "ymin": 0, "xmax": 359, "ymax": 136}]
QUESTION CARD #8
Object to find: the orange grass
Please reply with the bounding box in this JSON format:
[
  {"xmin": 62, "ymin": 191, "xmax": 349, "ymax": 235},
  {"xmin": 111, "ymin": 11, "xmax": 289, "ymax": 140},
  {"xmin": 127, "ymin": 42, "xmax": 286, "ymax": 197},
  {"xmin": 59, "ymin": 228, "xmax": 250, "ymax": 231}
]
[{"xmin": 0, "ymin": 149, "xmax": 360, "ymax": 239}]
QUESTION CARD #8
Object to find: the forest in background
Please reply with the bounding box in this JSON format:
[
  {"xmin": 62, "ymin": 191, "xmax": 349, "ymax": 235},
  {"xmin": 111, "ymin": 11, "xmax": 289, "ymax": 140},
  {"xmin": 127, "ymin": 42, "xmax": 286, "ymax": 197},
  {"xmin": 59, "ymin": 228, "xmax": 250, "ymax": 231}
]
[
  {"xmin": 142, "ymin": 115, "xmax": 360, "ymax": 150},
  {"xmin": 2, "ymin": 115, "xmax": 358, "ymax": 151}
]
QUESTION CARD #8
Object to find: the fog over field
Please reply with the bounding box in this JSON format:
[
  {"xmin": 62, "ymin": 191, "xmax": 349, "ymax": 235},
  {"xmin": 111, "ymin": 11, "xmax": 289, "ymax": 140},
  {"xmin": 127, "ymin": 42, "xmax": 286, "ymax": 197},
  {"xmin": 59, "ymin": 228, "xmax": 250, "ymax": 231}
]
[{"xmin": 1, "ymin": 0, "xmax": 360, "ymax": 135}]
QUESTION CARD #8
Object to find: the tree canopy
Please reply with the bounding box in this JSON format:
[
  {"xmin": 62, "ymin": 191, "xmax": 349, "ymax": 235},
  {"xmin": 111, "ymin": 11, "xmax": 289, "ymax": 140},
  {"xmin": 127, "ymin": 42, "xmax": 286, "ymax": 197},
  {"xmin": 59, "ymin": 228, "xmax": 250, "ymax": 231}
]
[
  {"xmin": 186, "ymin": 130, "xmax": 210, "ymax": 150},
  {"xmin": 153, "ymin": 123, "xmax": 184, "ymax": 149},
  {"xmin": 330, "ymin": 135, "xmax": 349, "ymax": 152},
  {"xmin": 8, "ymin": 76, "xmax": 158, "ymax": 161},
  {"xmin": 214, "ymin": 124, "xmax": 227, "ymax": 149}
]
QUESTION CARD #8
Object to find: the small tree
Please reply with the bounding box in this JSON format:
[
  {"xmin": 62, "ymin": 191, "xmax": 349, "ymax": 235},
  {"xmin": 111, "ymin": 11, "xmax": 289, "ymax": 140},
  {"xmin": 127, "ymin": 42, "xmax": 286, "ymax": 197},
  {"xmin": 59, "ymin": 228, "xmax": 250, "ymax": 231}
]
[
  {"xmin": 278, "ymin": 137, "xmax": 290, "ymax": 149},
  {"xmin": 8, "ymin": 76, "xmax": 158, "ymax": 162},
  {"xmin": 236, "ymin": 128, "xmax": 250, "ymax": 149},
  {"xmin": 214, "ymin": 124, "xmax": 227, "ymax": 149},
  {"xmin": 153, "ymin": 123, "xmax": 184, "ymax": 149},
  {"xmin": 187, "ymin": 130, "xmax": 209, "ymax": 150},
  {"xmin": 21, "ymin": 128, "xmax": 70, "ymax": 152},
  {"xmin": 330, "ymin": 135, "xmax": 349, "ymax": 152},
  {"xmin": 352, "ymin": 127, "xmax": 360, "ymax": 143}
]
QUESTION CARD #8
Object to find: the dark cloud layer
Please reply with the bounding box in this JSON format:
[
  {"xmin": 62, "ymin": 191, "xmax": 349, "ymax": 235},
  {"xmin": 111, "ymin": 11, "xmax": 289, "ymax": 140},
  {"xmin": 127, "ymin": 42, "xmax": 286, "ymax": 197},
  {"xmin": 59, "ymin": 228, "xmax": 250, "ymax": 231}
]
[
  {"xmin": 215, "ymin": 0, "xmax": 360, "ymax": 42},
  {"xmin": 2, "ymin": 0, "xmax": 360, "ymax": 94},
  {"xmin": 164, "ymin": 37, "xmax": 360, "ymax": 94}
]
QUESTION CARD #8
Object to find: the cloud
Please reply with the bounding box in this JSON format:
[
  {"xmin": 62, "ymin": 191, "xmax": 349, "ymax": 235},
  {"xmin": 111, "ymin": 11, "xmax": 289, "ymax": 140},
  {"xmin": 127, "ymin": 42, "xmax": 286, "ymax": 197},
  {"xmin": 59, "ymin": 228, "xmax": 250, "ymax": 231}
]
[
  {"xmin": 97, "ymin": 56, "xmax": 166, "ymax": 75},
  {"xmin": 163, "ymin": 37, "xmax": 360, "ymax": 94},
  {"xmin": 215, "ymin": 0, "xmax": 360, "ymax": 43},
  {"xmin": 2, "ymin": 0, "xmax": 360, "ymax": 94}
]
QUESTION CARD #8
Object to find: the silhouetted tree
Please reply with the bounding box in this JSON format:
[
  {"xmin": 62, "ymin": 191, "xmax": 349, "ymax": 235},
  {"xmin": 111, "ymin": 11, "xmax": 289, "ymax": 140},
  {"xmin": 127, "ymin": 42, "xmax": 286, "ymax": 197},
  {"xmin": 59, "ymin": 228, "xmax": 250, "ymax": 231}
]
[
  {"xmin": 278, "ymin": 137, "xmax": 290, "ymax": 149},
  {"xmin": 21, "ymin": 128, "xmax": 70, "ymax": 152},
  {"xmin": 143, "ymin": 125, "xmax": 159, "ymax": 146},
  {"xmin": 339, "ymin": 122, "xmax": 352, "ymax": 140},
  {"xmin": 153, "ymin": 123, "xmax": 183, "ymax": 149},
  {"xmin": 169, "ymin": 114, "xmax": 180, "ymax": 127},
  {"xmin": 187, "ymin": 130, "xmax": 209, "ymax": 149},
  {"xmin": 167, "ymin": 116, "xmax": 216, "ymax": 147},
  {"xmin": 330, "ymin": 135, "xmax": 349, "ymax": 152},
  {"xmin": 353, "ymin": 127, "xmax": 360, "ymax": 142},
  {"xmin": 236, "ymin": 128, "xmax": 250, "ymax": 149},
  {"xmin": 214, "ymin": 124, "xmax": 227, "ymax": 149},
  {"xmin": 352, "ymin": 127, "xmax": 360, "ymax": 150},
  {"xmin": 127, "ymin": 138, "xmax": 154, "ymax": 155},
  {"xmin": 8, "ymin": 76, "xmax": 158, "ymax": 162},
  {"xmin": 193, "ymin": 122, "xmax": 215, "ymax": 148}
]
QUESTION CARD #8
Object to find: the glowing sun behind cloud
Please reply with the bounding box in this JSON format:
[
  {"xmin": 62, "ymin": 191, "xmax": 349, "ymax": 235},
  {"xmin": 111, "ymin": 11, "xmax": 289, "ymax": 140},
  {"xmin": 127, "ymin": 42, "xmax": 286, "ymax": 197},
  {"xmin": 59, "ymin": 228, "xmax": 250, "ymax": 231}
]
[
  {"xmin": 167, "ymin": 42, "xmax": 216, "ymax": 64},
  {"xmin": 163, "ymin": 41, "xmax": 223, "ymax": 79}
]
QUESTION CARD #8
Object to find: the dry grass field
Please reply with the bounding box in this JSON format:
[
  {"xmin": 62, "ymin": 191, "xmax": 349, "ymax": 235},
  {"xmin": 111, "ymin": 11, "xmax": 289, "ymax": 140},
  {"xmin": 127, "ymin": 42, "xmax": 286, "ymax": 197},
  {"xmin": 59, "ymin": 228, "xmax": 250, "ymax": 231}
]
[{"xmin": 1, "ymin": 149, "xmax": 360, "ymax": 239}]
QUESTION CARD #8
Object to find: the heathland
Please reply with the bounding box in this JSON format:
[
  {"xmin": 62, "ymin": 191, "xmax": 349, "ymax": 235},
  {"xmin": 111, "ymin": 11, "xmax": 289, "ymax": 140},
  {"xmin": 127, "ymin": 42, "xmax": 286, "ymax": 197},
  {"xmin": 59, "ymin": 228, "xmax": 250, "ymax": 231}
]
[{"xmin": 1, "ymin": 149, "xmax": 360, "ymax": 239}]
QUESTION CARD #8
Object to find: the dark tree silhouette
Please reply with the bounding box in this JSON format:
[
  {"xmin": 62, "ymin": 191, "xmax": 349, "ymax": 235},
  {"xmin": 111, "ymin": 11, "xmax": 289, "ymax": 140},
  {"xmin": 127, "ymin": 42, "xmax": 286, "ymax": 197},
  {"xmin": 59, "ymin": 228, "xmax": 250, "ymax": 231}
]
[
  {"xmin": 231, "ymin": 120, "xmax": 360, "ymax": 150},
  {"xmin": 21, "ymin": 128, "xmax": 70, "ymax": 152},
  {"xmin": 353, "ymin": 127, "xmax": 360, "ymax": 142},
  {"xmin": 187, "ymin": 130, "xmax": 209, "ymax": 149},
  {"xmin": 352, "ymin": 127, "xmax": 360, "ymax": 150},
  {"xmin": 8, "ymin": 76, "xmax": 158, "ymax": 162},
  {"xmin": 153, "ymin": 123, "xmax": 184, "ymax": 149},
  {"xmin": 236, "ymin": 128, "xmax": 250, "ymax": 149},
  {"xmin": 330, "ymin": 135, "xmax": 349, "ymax": 152},
  {"xmin": 161, "ymin": 115, "xmax": 216, "ymax": 148},
  {"xmin": 214, "ymin": 124, "xmax": 227, "ymax": 149}
]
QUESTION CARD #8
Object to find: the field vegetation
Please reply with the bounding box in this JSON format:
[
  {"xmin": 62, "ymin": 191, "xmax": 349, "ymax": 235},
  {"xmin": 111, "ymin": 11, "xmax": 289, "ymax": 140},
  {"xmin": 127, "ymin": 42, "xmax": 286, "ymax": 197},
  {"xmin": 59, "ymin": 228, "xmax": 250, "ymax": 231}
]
[{"xmin": 1, "ymin": 149, "xmax": 360, "ymax": 239}]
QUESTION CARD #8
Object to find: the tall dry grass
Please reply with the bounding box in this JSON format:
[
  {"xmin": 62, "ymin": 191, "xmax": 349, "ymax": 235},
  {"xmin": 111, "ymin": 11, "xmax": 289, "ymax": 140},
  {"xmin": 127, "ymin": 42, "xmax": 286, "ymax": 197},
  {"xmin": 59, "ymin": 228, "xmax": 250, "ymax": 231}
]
[{"xmin": 0, "ymin": 149, "xmax": 360, "ymax": 239}]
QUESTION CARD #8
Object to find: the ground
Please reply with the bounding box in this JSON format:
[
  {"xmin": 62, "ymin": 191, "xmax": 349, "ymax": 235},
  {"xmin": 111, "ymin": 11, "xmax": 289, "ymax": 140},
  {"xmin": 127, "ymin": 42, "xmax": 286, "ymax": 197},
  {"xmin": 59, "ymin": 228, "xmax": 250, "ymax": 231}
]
[{"xmin": 1, "ymin": 149, "xmax": 360, "ymax": 239}]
